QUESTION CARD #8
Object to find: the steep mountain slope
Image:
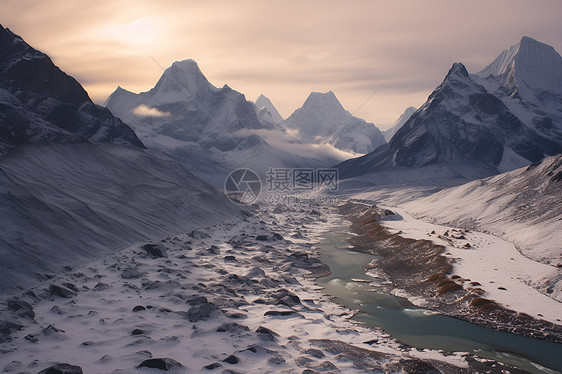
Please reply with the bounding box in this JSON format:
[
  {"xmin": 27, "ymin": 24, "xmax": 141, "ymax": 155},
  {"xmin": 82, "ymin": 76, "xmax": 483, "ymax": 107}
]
[
  {"xmin": 0, "ymin": 27, "xmax": 238, "ymax": 295},
  {"xmin": 401, "ymin": 155, "xmax": 562, "ymax": 300},
  {"xmin": 255, "ymin": 93, "xmax": 284, "ymax": 124},
  {"xmin": 0, "ymin": 25, "xmax": 143, "ymax": 153},
  {"xmin": 105, "ymin": 60, "xmax": 329, "ymax": 186},
  {"xmin": 337, "ymin": 58, "xmax": 562, "ymax": 180},
  {"xmin": 476, "ymin": 36, "xmax": 562, "ymax": 146},
  {"xmin": 0, "ymin": 144, "xmax": 238, "ymax": 295},
  {"xmin": 283, "ymin": 91, "xmax": 386, "ymax": 154},
  {"xmin": 382, "ymin": 106, "xmax": 416, "ymax": 142}
]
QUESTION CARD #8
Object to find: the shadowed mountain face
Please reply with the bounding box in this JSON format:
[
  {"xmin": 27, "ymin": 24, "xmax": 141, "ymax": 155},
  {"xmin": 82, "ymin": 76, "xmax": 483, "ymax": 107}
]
[
  {"xmin": 0, "ymin": 26, "xmax": 239, "ymax": 295},
  {"xmin": 476, "ymin": 36, "xmax": 562, "ymax": 146},
  {"xmin": 337, "ymin": 38, "xmax": 562, "ymax": 181},
  {"xmin": 0, "ymin": 25, "xmax": 144, "ymax": 153}
]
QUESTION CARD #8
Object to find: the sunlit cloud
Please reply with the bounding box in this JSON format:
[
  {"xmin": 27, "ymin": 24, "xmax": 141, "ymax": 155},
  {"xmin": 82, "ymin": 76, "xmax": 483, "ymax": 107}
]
[
  {"xmin": 133, "ymin": 105, "xmax": 171, "ymax": 118},
  {"xmin": 232, "ymin": 128, "xmax": 361, "ymax": 161}
]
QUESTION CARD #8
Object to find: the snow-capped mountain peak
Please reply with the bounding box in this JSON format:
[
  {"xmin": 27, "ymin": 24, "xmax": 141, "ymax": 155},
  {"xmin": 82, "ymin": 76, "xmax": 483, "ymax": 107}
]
[
  {"xmin": 479, "ymin": 36, "xmax": 562, "ymax": 91},
  {"xmin": 283, "ymin": 90, "xmax": 386, "ymax": 154},
  {"xmin": 255, "ymin": 94, "xmax": 284, "ymax": 123},
  {"xmin": 301, "ymin": 90, "xmax": 347, "ymax": 119},
  {"xmin": 444, "ymin": 62, "xmax": 470, "ymax": 82},
  {"xmin": 150, "ymin": 59, "xmax": 216, "ymax": 104}
]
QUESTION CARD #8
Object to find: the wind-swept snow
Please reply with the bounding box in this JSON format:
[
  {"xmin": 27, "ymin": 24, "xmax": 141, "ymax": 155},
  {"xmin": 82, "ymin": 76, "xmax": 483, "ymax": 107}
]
[{"xmin": 0, "ymin": 144, "xmax": 238, "ymax": 295}]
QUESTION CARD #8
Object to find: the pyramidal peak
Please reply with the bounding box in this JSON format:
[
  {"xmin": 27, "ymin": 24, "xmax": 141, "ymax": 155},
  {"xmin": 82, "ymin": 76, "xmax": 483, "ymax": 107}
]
[
  {"xmin": 302, "ymin": 90, "xmax": 346, "ymax": 115},
  {"xmin": 255, "ymin": 94, "xmax": 284, "ymax": 123},
  {"xmin": 445, "ymin": 62, "xmax": 470, "ymax": 80},
  {"xmin": 478, "ymin": 36, "xmax": 562, "ymax": 90},
  {"xmin": 148, "ymin": 58, "xmax": 217, "ymax": 103}
]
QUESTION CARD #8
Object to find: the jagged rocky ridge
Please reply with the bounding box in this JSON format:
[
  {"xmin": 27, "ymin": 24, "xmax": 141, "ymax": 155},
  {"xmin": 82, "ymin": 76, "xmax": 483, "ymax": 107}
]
[{"xmin": 0, "ymin": 24, "xmax": 143, "ymax": 153}]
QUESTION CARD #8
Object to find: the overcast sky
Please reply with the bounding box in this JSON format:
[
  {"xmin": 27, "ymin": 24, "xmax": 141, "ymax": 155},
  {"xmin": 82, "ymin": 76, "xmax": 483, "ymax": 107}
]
[{"xmin": 2, "ymin": 1, "xmax": 562, "ymax": 129}]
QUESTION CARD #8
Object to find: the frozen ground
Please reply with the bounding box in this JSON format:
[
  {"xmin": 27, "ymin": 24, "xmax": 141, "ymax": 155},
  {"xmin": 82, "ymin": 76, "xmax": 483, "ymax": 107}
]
[
  {"xmin": 378, "ymin": 207, "xmax": 561, "ymax": 325},
  {"xmin": 1, "ymin": 204, "xmax": 498, "ymax": 374},
  {"xmin": 342, "ymin": 155, "xmax": 562, "ymax": 304}
]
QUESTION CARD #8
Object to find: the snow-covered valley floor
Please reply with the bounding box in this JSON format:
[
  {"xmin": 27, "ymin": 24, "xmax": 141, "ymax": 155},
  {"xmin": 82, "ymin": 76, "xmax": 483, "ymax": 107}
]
[
  {"xmin": 1, "ymin": 204, "xmax": 487, "ymax": 374},
  {"xmin": 2, "ymin": 203, "xmax": 559, "ymax": 373},
  {"xmin": 378, "ymin": 207, "xmax": 562, "ymax": 325}
]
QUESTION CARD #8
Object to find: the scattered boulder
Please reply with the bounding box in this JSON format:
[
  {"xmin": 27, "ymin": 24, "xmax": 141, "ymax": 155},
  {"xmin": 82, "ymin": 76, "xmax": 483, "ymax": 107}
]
[
  {"xmin": 25, "ymin": 333, "xmax": 38, "ymax": 343},
  {"xmin": 256, "ymin": 235, "xmax": 268, "ymax": 241},
  {"xmin": 223, "ymin": 355, "xmax": 240, "ymax": 364},
  {"xmin": 207, "ymin": 245, "xmax": 221, "ymax": 255},
  {"xmin": 256, "ymin": 326, "xmax": 279, "ymax": 341},
  {"xmin": 216, "ymin": 322, "xmax": 250, "ymax": 333},
  {"xmin": 203, "ymin": 362, "xmax": 222, "ymax": 370},
  {"xmin": 49, "ymin": 284, "xmax": 76, "ymax": 298},
  {"xmin": 42, "ymin": 325, "xmax": 65, "ymax": 336},
  {"xmin": 185, "ymin": 295, "xmax": 208, "ymax": 306},
  {"xmin": 37, "ymin": 363, "xmax": 83, "ymax": 374},
  {"xmin": 121, "ymin": 268, "xmax": 142, "ymax": 279},
  {"xmin": 133, "ymin": 305, "xmax": 147, "ymax": 312},
  {"xmin": 272, "ymin": 233, "xmax": 284, "ymax": 241},
  {"xmin": 142, "ymin": 243, "xmax": 168, "ymax": 258},
  {"xmin": 131, "ymin": 329, "xmax": 144, "ymax": 336},
  {"xmin": 49, "ymin": 305, "xmax": 63, "ymax": 315},
  {"xmin": 7, "ymin": 297, "xmax": 35, "ymax": 319},
  {"xmin": 264, "ymin": 310, "xmax": 297, "ymax": 317},
  {"xmin": 62, "ymin": 282, "xmax": 79, "ymax": 292},
  {"xmin": 186, "ymin": 302, "xmax": 219, "ymax": 322},
  {"xmin": 302, "ymin": 348, "xmax": 325, "ymax": 358},
  {"xmin": 0, "ymin": 319, "xmax": 24, "ymax": 342},
  {"xmin": 93, "ymin": 282, "xmax": 111, "ymax": 291},
  {"xmin": 263, "ymin": 288, "xmax": 301, "ymax": 307},
  {"xmin": 137, "ymin": 358, "xmax": 183, "ymax": 371},
  {"xmin": 246, "ymin": 266, "xmax": 266, "ymax": 279},
  {"xmin": 188, "ymin": 230, "xmax": 211, "ymax": 239},
  {"xmin": 267, "ymin": 355, "xmax": 286, "ymax": 365}
]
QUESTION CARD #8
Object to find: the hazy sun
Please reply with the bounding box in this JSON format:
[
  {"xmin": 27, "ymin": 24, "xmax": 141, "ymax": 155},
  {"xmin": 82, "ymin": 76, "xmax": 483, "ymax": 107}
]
[{"xmin": 112, "ymin": 17, "xmax": 158, "ymax": 46}]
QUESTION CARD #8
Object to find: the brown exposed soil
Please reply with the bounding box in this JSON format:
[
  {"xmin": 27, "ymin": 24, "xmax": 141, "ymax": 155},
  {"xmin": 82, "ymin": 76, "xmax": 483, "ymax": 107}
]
[{"xmin": 338, "ymin": 201, "xmax": 562, "ymax": 344}]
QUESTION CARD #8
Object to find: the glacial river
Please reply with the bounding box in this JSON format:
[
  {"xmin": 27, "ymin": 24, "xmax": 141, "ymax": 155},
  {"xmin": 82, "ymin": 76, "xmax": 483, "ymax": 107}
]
[{"xmin": 316, "ymin": 225, "xmax": 562, "ymax": 373}]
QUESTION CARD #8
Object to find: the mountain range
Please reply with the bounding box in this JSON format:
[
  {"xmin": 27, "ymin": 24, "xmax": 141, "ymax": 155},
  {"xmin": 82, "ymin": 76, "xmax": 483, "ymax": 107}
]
[
  {"xmin": 337, "ymin": 36, "xmax": 562, "ymax": 181},
  {"xmin": 105, "ymin": 61, "xmax": 386, "ymax": 186}
]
